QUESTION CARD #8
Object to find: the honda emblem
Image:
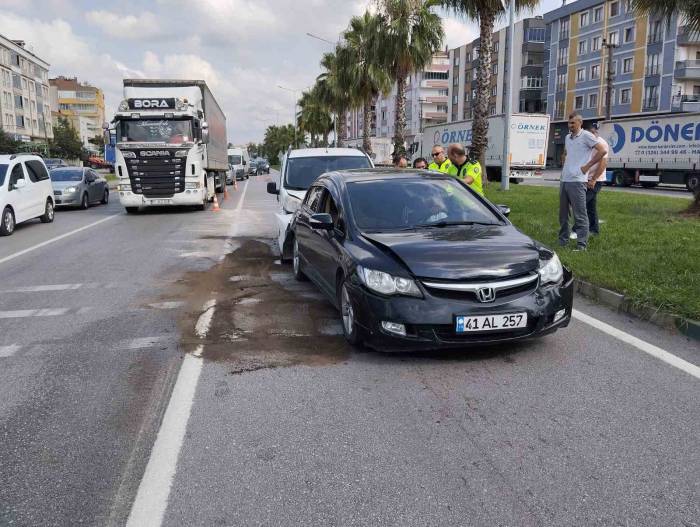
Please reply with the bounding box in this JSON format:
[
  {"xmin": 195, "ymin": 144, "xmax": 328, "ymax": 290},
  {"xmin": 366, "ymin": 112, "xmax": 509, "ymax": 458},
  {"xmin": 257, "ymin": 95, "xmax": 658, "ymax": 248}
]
[{"xmin": 476, "ymin": 287, "xmax": 496, "ymax": 303}]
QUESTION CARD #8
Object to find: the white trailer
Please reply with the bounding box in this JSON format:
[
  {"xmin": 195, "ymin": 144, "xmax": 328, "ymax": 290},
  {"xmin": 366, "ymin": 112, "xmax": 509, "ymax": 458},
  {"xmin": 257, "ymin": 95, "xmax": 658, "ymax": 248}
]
[
  {"xmin": 342, "ymin": 137, "xmax": 394, "ymax": 166},
  {"xmin": 419, "ymin": 113, "xmax": 550, "ymax": 181},
  {"xmin": 111, "ymin": 79, "xmax": 228, "ymax": 212},
  {"xmin": 598, "ymin": 113, "xmax": 700, "ymax": 191}
]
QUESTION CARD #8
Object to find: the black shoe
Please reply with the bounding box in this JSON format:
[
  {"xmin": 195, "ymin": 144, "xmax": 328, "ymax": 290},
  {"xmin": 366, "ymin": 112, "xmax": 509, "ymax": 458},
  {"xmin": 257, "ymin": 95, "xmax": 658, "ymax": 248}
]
[
  {"xmin": 559, "ymin": 240, "xmax": 568, "ymax": 247},
  {"xmin": 573, "ymin": 245, "xmax": 587, "ymax": 252}
]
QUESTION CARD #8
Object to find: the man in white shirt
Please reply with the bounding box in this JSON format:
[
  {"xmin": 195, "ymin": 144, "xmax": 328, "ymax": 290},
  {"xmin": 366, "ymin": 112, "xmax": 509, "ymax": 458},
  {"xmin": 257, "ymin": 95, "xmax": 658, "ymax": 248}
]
[
  {"xmin": 585, "ymin": 123, "xmax": 608, "ymax": 235},
  {"xmin": 559, "ymin": 112, "xmax": 607, "ymax": 251}
]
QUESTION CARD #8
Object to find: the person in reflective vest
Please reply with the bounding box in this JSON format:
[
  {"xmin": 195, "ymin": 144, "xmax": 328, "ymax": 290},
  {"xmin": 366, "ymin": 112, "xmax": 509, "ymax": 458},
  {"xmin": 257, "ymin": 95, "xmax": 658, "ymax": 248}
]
[
  {"xmin": 447, "ymin": 143, "xmax": 484, "ymax": 196},
  {"xmin": 428, "ymin": 145, "xmax": 452, "ymax": 173}
]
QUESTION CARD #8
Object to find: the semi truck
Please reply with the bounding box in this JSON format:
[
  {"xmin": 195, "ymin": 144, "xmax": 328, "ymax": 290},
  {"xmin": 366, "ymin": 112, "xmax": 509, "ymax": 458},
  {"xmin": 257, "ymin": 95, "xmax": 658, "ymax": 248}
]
[
  {"xmin": 110, "ymin": 79, "xmax": 228, "ymax": 213},
  {"xmin": 597, "ymin": 113, "xmax": 700, "ymax": 192},
  {"xmin": 419, "ymin": 113, "xmax": 550, "ymax": 181}
]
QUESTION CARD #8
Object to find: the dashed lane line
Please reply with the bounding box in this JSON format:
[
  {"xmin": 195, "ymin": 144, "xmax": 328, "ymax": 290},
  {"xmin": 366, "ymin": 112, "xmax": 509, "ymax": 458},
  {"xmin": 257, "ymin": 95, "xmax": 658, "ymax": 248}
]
[
  {"xmin": 573, "ymin": 309, "xmax": 700, "ymax": 380},
  {"xmin": 0, "ymin": 344, "xmax": 20, "ymax": 357}
]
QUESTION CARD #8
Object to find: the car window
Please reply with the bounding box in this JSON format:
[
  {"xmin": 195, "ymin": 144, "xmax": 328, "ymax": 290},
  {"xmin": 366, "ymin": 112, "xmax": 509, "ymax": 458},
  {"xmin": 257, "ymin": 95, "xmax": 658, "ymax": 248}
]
[
  {"xmin": 9, "ymin": 164, "xmax": 25, "ymax": 188},
  {"xmin": 305, "ymin": 186, "xmax": 324, "ymax": 211},
  {"xmin": 51, "ymin": 169, "xmax": 83, "ymax": 181},
  {"xmin": 346, "ymin": 177, "xmax": 501, "ymax": 231},
  {"xmin": 321, "ymin": 191, "xmax": 342, "ymax": 229},
  {"xmin": 25, "ymin": 160, "xmax": 50, "ymax": 182},
  {"xmin": 0, "ymin": 164, "xmax": 7, "ymax": 188},
  {"xmin": 285, "ymin": 155, "xmax": 371, "ymax": 190}
]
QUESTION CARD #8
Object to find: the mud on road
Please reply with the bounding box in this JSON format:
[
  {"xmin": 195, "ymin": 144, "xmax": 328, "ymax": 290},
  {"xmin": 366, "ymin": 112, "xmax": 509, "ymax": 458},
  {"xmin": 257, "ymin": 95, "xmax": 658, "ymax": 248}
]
[{"xmin": 174, "ymin": 238, "xmax": 352, "ymax": 373}]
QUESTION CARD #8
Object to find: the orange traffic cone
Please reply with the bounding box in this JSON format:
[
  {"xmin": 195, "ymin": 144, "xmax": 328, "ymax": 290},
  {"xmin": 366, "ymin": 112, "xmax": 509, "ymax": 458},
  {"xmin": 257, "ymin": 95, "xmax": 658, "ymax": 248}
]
[
  {"xmin": 212, "ymin": 193, "xmax": 220, "ymax": 212},
  {"xmin": 223, "ymin": 182, "xmax": 229, "ymax": 200}
]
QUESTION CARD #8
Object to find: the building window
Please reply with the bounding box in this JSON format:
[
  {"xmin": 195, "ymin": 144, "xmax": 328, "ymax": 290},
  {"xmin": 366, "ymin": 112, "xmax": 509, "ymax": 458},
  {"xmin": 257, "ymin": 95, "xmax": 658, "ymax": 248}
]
[
  {"xmin": 555, "ymin": 100, "xmax": 565, "ymax": 119},
  {"xmin": 610, "ymin": 1, "xmax": 620, "ymax": 17},
  {"xmin": 436, "ymin": 104, "xmax": 448, "ymax": 112},
  {"xmin": 603, "ymin": 88, "xmax": 616, "ymax": 108},
  {"xmin": 560, "ymin": 18, "xmax": 570, "ymax": 40},
  {"xmin": 593, "ymin": 6, "xmax": 603, "ymax": 23},
  {"xmin": 578, "ymin": 40, "xmax": 587, "ymax": 55},
  {"xmin": 608, "ymin": 31, "xmax": 619, "ymax": 46},
  {"xmin": 521, "ymin": 76, "xmax": 543, "ymax": 89},
  {"xmin": 557, "ymin": 46, "xmax": 568, "ymax": 66},
  {"xmin": 454, "ymin": 55, "xmax": 460, "ymax": 66},
  {"xmin": 556, "ymin": 72, "xmax": 567, "ymax": 91},
  {"xmin": 491, "ymin": 86, "xmax": 497, "ymax": 96},
  {"xmin": 648, "ymin": 20, "xmax": 662, "ymax": 43},
  {"xmin": 438, "ymin": 89, "xmax": 448, "ymax": 96},
  {"xmin": 588, "ymin": 93, "xmax": 598, "ymax": 109},
  {"xmin": 473, "ymin": 69, "xmax": 478, "ymax": 80},
  {"xmin": 644, "ymin": 85, "xmax": 658, "ymax": 108},
  {"xmin": 577, "ymin": 68, "xmax": 586, "ymax": 82},
  {"xmin": 494, "ymin": 42, "xmax": 499, "ymax": 53},
  {"xmin": 575, "ymin": 95, "xmax": 584, "ymax": 109},
  {"xmin": 528, "ymin": 27, "xmax": 545, "ymax": 42},
  {"xmin": 492, "ymin": 63, "xmax": 498, "ymax": 75},
  {"xmin": 623, "ymin": 57, "xmax": 633, "ymax": 73},
  {"xmin": 620, "ymin": 88, "xmax": 631, "ymax": 104},
  {"xmin": 580, "ymin": 12, "xmax": 589, "ymax": 27},
  {"xmin": 646, "ymin": 54, "xmax": 659, "ymax": 76},
  {"xmin": 591, "ymin": 64, "xmax": 601, "ymax": 79},
  {"xmin": 14, "ymin": 94, "xmax": 23, "ymax": 109},
  {"xmin": 489, "ymin": 105, "xmax": 496, "ymax": 115},
  {"xmin": 452, "ymin": 94, "xmax": 458, "ymax": 104},
  {"xmin": 624, "ymin": 27, "xmax": 634, "ymax": 43},
  {"xmin": 424, "ymin": 71, "xmax": 449, "ymax": 80},
  {"xmin": 592, "ymin": 36, "xmax": 601, "ymax": 52},
  {"xmin": 15, "ymin": 115, "xmax": 24, "ymax": 128}
]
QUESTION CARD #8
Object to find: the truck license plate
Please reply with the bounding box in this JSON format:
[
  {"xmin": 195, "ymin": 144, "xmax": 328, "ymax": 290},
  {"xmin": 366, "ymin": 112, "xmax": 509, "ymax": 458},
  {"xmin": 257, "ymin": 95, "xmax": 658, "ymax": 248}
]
[
  {"xmin": 149, "ymin": 199, "xmax": 172, "ymax": 205},
  {"xmin": 456, "ymin": 313, "xmax": 528, "ymax": 333}
]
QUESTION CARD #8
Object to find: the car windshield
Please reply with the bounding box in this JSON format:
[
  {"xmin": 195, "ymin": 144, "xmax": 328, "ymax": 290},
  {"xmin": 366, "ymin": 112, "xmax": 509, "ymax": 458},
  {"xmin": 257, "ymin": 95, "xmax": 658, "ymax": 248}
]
[
  {"xmin": 51, "ymin": 169, "xmax": 83, "ymax": 181},
  {"xmin": 118, "ymin": 119, "xmax": 193, "ymax": 143},
  {"xmin": 0, "ymin": 164, "xmax": 7, "ymax": 187},
  {"xmin": 285, "ymin": 155, "xmax": 371, "ymax": 190},
  {"xmin": 228, "ymin": 155, "xmax": 242, "ymax": 165},
  {"xmin": 45, "ymin": 159, "xmax": 63, "ymax": 167},
  {"xmin": 347, "ymin": 177, "xmax": 501, "ymax": 232}
]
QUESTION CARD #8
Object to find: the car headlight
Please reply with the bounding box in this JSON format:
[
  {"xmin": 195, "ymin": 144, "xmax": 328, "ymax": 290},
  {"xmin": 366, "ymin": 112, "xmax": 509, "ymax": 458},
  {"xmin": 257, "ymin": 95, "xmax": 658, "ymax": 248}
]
[
  {"xmin": 356, "ymin": 266, "xmax": 422, "ymax": 297},
  {"xmin": 174, "ymin": 150, "xmax": 189, "ymax": 157},
  {"xmin": 63, "ymin": 186, "xmax": 77, "ymax": 194},
  {"xmin": 538, "ymin": 253, "xmax": 563, "ymax": 285},
  {"xmin": 118, "ymin": 100, "xmax": 129, "ymax": 111},
  {"xmin": 121, "ymin": 151, "xmax": 136, "ymax": 159},
  {"xmin": 283, "ymin": 195, "xmax": 301, "ymax": 214}
]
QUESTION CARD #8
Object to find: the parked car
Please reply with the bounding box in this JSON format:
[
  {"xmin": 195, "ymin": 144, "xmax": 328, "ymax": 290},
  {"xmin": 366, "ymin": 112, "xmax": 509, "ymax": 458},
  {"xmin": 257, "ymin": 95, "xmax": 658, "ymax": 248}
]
[
  {"xmin": 0, "ymin": 154, "xmax": 55, "ymax": 236},
  {"xmin": 50, "ymin": 167, "xmax": 109, "ymax": 209},
  {"xmin": 228, "ymin": 148, "xmax": 249, "ymax": 181},
  {"xmin": 257, "ymin": 158, "xmax": 270, "ymax": 174},
  {"xmin": 290, "ymin": 169, "xmax": 573, "ymax": 351},
  {"xmin": 44, "ymin": 158, "xmax": 69, "ymax": 170},
  {"xmin": 86, "ymin": 156, "xmax": 110, "ymax": 170},
  {"xmin": 247, "ymin": 157, "xmax": 258, "ymax": 177}
]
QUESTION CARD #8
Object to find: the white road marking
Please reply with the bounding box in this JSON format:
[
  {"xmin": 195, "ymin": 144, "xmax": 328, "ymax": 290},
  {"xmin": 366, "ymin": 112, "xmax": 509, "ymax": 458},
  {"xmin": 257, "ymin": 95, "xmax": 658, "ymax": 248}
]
[
  {"xmin": 125, "ymin": 353, "xmax": 203, "ymax": 527},
  {"xmin": 0, "ymin": 214, "xmax": 120, "ymax": 266},
  {"xmin": 0, "ymin": 344, "xmax": 20, "ymax": 357},
  {"xmin": 0, "ymin": 283, "xmax": 85, "ymax": 293},
  {"xmin": 0, "ymin": 308, "xmax": 70, "ymax": 318},
  {"xmin": 236, "ymin": 178, "xmax": 249, "ymax": 212},
  {"xmin": 195, "ymin": 299, "xmax": 217, "ymax": 338},
  {"xmin": 117, "ymin": 336, "xmax": 168, "ymax": 350},
  {"xmin": 147, "ymin": 301, "xmax": 186, "ymax": 310},
  {"xmin": 573, "ymin": 310, "xmax": 700, "ymax": 380}
]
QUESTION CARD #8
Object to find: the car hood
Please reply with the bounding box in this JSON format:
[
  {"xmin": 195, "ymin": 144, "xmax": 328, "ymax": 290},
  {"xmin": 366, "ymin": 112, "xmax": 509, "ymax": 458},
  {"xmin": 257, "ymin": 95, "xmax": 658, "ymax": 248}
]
[{"xmin": 361, "ymin": 225, "xmax": 541, "ymax": 281}]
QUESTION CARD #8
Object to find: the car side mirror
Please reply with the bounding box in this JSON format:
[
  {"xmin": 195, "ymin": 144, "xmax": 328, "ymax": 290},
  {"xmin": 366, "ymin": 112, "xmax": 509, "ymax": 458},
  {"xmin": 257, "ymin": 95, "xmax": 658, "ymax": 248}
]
[
  {"xmin": 14, "ymin": 178, "xmax": 27, "ymax": 190},
  {"xmin": 310, "ymin": 213, "xmax": 334, "ymax": 230},
  {"xmin": 243, "ymin": 160, "xmax": 246, "ymax": 165},
  {"xmin": 497, "ymin": 204, "xmax": 511, "ymax": 217},
  {"xmin": 266, "ymin": 182, "xmax": 279, "ymax": 195}
]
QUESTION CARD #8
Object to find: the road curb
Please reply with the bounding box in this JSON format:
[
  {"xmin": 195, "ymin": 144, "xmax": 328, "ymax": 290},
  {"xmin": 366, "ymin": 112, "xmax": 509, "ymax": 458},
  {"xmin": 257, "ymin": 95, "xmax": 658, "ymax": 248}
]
[{"xmin": 574, "ymin": 279, "xmax": 700, "ymax": 342}]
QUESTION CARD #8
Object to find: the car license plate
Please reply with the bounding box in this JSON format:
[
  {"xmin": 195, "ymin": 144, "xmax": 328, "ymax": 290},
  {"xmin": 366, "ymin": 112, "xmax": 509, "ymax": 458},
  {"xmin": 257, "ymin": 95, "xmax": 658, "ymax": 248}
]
[
  {"xmin": 456, "ymin": 313, "xmax": 527, "ymax": 333},
  {"xmin": 149, "ymin": 199, "xmax": 171, "ymax": 205}
]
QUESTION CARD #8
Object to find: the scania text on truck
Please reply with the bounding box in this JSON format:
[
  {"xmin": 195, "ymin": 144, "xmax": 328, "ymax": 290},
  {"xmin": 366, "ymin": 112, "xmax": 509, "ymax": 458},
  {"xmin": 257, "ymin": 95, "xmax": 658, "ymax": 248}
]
[
  {"xmin": 110, "ymin": 79, "xmax": 228, "ymax": 213},
  {"xmin": 598, "ymin": 113, "xmax": 700, "ymax": 192},
  {"xmin": 419, "ymin": 114, "xmax": 550, "ymax": 181}
]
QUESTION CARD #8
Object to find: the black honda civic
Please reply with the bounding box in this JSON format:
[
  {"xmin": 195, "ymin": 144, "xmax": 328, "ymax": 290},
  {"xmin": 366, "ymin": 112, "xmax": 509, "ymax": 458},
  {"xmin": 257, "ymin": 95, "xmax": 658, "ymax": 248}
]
[{"xmin": 290, "ymin": 169, "xmax": 574, "ymax": 351}]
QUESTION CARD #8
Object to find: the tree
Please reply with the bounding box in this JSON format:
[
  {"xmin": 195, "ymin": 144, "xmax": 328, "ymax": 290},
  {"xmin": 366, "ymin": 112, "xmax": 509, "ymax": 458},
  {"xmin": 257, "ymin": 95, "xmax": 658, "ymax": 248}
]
[
  {"xmin": 340, "ymin": 11, "xmax": 392, "ymax": 155},
  {"xmin": 316, "ymin": 47, "xmax": 354, "ymax": 146},
  {"xmin": 0, "ymin": 128, "xmax": 20, "ymax": 154},
  {"xmin": 88, "ymin": 134, "xmax": 105, "ymax": 154},
  {"xmin": 52, "ymin": 117, "xmax": 83, "ymax": 159},
  {"xmin": 262, "ymin": 124, "xmax": 295, "ymax": 165},
  {"xmin": 378, "ymin": 0, "xmax": 444, "ymax": 156},
  {"xmin": 297, "ymin": 85, "xmax": 333, "ymax": 147},
  {"xmin": 440, "ymin": 0, "xmax": 539, "ymax": 180}
]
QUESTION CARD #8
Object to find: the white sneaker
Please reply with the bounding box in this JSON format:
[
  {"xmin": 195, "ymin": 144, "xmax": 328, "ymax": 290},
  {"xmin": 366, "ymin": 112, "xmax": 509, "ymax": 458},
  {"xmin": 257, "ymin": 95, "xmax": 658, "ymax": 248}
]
[{"xmin": 569, "ymin": 232, "xmax": 578, "ymax": 240}]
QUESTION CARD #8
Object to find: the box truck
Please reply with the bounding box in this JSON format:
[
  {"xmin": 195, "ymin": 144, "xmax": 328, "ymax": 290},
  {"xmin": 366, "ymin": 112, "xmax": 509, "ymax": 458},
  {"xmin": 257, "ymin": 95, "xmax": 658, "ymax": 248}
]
[
  {"xmin": 598, "ymin": 113, "xmax": 700, "ymax": 191},
  {"xmin": 111, "ymin": 79, "xmax": 227, "ymax": 212}
]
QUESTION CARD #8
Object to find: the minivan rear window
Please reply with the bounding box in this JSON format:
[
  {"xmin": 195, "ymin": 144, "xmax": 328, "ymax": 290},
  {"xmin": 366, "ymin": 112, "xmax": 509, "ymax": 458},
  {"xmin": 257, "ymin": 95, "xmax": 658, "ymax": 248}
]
[
  {"xmin": 0, "ymin": 164, "xmax": 7, "ymax": 187},
  {"xmin": 285, "ymin": 156, "xmax": 371, "ymax": 190}
]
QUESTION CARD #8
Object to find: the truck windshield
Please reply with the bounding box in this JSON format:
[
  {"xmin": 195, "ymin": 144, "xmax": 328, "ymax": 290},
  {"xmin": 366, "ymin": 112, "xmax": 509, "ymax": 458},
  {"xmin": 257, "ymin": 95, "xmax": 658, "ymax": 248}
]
[
  {"xmin": 118, "ymin": 119, "xmax": 193, "ymax": 144},
  {"xmin": 228, "ymin": 155, "xmax": 242, "ymax": 165},
  {"xmin": 285, "ymin": 156, "xmax": 371, "ymax": 190}
]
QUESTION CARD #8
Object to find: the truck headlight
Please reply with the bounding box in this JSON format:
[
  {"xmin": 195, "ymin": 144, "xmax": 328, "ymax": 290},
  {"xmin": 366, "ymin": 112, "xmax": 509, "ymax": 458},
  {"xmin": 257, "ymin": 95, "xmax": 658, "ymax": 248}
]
[
  {"xmin": 118, "ymin": 100, "xmax": 129, "ymax": 111},
  {"xmin": 121, "ymin": 151, "xmax": 136, "ymax": 159},
  {"xmin": 118, "ymin": 184, "xmax": 132, "ymax": 191},
  {"xmin": 356, "ymin": 266, "xmax": 422, "ymax": 297},
  {"xmin": 174, "ymin": 150, "xmax": 189, "ymax": 157},
  {"xmin": 538, "ymin": 253, "xmax": 563, "ymax": 285},
  {"xmin": 185, "ymin": 182, "xmax": 202, "ymax": 189}
]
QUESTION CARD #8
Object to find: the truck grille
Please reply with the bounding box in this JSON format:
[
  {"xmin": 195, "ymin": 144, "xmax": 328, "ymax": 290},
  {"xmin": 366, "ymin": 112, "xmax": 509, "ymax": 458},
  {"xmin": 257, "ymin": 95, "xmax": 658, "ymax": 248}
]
[{"xmin": 123, "ymin": 149, "xmax": 186, "ymax": 198}]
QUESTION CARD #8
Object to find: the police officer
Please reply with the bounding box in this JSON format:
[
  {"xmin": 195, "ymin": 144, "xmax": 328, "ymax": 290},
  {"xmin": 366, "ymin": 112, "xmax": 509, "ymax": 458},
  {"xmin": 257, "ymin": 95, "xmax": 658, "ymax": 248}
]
[
  {"xmin": 447, "ymin": 143, "xmax": 484, "ymax": 196},
  {"xmin": 428, "ymin": 145, "xmax": 452, "ymax": 173}
]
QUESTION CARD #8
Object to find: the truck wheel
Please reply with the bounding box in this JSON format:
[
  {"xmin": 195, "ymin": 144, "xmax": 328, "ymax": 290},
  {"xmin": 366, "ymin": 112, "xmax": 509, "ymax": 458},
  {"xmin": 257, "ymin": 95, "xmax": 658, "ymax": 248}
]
[
  {"xmin": 686, "ymin": 173, "xmax": 700, "ymax": 193},
  {"xmin": 125, "ymin": 207, "xmax": 139, "ymax": 214},
  {"xmin": 613, "ymin": 170, "xmax": 632, "ymax": 187}
]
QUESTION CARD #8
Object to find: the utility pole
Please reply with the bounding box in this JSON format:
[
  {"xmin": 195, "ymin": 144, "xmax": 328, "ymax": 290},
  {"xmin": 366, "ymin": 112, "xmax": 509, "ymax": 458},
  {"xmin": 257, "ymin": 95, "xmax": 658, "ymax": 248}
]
[
  {"xmin": 501, "ymin": 0, "xmax": 516, "ymax": 190},
  {"xmin": 603, "ymin": 38, "xmax": 618, "ymax": 121},
  {"xmin": 277, "ymin": 85, "xmax": 299, "ymax": 147}
]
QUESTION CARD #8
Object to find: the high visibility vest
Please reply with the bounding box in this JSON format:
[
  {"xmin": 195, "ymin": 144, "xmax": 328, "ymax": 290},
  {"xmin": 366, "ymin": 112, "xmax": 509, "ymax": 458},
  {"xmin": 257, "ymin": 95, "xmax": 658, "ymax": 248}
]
[
  {"xmin": 448, "ymin": 161, "xmax": 484, "ymax": 196},
  {"xmin": 428, "ymin": 159, "xmax": 452, "ymax": 173}
]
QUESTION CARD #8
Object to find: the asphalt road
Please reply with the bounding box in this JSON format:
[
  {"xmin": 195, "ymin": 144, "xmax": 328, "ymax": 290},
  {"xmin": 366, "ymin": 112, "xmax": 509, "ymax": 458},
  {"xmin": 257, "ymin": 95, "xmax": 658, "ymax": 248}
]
[{"xmin": 1, "ymin": 172, "xmax": 698, "ymax": 526}]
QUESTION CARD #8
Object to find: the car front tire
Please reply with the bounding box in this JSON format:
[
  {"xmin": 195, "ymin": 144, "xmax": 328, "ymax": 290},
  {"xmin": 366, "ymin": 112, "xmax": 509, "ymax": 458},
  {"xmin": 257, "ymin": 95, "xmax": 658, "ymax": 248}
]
[
  {"xmin": 80, "ymin": 193, "xmax": 89, "ymax": 210},
  {"xmin": 292, "ymin": 238, "xmax": 307, "ymax": 281},
  {"xmin": 338, "ymin": 279, "xmax": 364, "ymax": 347},
  {"xmin": 101, "ymin": 190, "xmax": 109, "ymax": 205},
  {"xmin": 0, "ymin": 207, "xmax": 15, "ymax": 236},
  {"xmin": 39, "ymin": 199, "xmax": 54, "ymax": 223}
]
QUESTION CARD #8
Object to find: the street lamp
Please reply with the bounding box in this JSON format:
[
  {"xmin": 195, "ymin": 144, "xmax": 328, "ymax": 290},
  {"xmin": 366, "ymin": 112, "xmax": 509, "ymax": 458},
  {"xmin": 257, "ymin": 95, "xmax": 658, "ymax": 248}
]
[
  {"xmin": 306, "ymin": 32, "xmax": 335, "ymax": 45},
  {"xmin": 305, "ymin": 31, "xmax": 341, "ymax": 145},
  {"xmin": 501, "ymin": 0, "xmax": 516, "ymax": 191},
  {"xmin": 277, "ymin": 84, "xmax": 299, "ymax": 147},
  {"xmin": 602, "ymin": 38, "xmax": 619, "ymax": 121}
]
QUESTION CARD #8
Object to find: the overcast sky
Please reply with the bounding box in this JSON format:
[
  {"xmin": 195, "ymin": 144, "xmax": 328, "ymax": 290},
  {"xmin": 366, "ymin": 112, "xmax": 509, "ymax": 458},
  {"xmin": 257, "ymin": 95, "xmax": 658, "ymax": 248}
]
[{"xmin": 0, "ymin": 0, "xmax": 563, "ymax": 144}]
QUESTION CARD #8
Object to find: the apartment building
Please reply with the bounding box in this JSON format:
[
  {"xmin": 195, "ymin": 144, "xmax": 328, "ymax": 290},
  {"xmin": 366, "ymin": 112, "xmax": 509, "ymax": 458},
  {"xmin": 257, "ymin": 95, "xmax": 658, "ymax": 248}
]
[
  {"xmin": 50, "ymin": 76, "xmax": 106, "ymax": 148},
  {"xmin": 0, "ymin": 33, "xmax": 52, "ymax": 143},
  {"xmin": 543, "ymin": 0, "xmax": 700, "ymax": 164},
  {"xmin": 447, "ymin": 17, "xmax": 546, "ymax": 123},
  {"xmin": 343, "ymin": 51, "xmax": 450, "ymax": 150}
]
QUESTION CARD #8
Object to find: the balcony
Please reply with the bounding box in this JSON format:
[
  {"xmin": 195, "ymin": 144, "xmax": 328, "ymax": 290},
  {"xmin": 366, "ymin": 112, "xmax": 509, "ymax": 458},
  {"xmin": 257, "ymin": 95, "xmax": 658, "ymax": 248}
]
[
  {"xmin": 677, "ymin": 26, "xmax": 700, "ymax": 46},
  {"xmin": 678, "ymin": 95, "xmax": 700, "ymax": 112},
  {"xmin": 645, "ymin": 65, "xmax": 659, "ymax": 76},
  {"xmin": 674, "ymin": 60, "xmax": 700, "ymax": 80},
  {"xmin": 424, "ymin": 96, "xmax": 448, "ymax": 104}
]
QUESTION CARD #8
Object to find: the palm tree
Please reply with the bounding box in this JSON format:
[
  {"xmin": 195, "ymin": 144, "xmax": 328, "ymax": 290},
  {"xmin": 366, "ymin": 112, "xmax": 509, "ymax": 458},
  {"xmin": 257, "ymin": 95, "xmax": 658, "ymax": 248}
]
[
  {"xmin": 340, "ymin": 11, "xmax": 392, "ymax": 155},
  {"xmin": 297, "ymin": 86, "xmax": 333, "ymax": 147},
  {"xmin": 631, "ymin": 0, "xmax": 700, "ymax": 31},
  {"xmin": 378, "ymin": 0, "xmax": 445, "ymax": 156},
  {"xmin": 440, "ymin": 0, "xmax": 539, "ymax": 180},
  {"xmin": 316, "ymin": 48, "xmax": 353, "ymax": 146}
]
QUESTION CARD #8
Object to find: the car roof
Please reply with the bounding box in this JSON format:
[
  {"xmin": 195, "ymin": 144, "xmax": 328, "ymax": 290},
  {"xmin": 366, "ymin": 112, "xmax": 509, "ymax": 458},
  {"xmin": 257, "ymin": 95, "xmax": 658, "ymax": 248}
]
[
  {"xmin": 288, "ymin": 148, "xmax": 368, "ymax": 159},
  {"xmin": 321, "ymin": 168, "xmax": 452, "ymax": 184},
  {"xmin": 51, "ymin": 166, "xmax": 84, "ymax": 171},
  {"xmin": 0, "ymin": 154, "xmax": 44, "ymax": 163}
]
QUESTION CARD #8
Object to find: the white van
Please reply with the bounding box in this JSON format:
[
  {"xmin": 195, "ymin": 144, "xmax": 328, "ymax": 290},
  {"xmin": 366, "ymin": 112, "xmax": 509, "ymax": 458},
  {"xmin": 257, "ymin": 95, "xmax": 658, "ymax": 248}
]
[
  {"xmin": 227, "ymin": 147, "xmax": 250, "ymax": 182},
  {"xmin": 266, "ymin": 147, "xmax": 373, "ymax": 259},
  {"xmin": 0, "ymin": 154, "xmax": 55, "ymax": 236}
]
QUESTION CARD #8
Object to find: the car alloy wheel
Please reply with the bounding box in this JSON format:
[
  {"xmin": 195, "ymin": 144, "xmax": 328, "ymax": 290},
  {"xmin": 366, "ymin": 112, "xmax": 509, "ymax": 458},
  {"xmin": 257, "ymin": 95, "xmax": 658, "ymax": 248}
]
[
  {"xmin": 1, "ymin": 208, "xmax": 14, "ymax": 235},
  {"xmin": 341, "ymin": 284, "xmax": 354, "ymax": 336},
  {"xmin": 292, "ymin": 238, "xmax": 306, "ymax": 281},
  {"xmin": 81, "ymin": 193, "xmax": 89, "ymax": 209}
]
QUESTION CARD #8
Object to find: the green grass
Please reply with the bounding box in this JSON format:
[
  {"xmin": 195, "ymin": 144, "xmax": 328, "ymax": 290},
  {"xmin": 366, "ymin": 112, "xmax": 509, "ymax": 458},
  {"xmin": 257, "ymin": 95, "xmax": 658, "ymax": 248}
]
[
  {"xmin": 484, "ymin": 185, "xmax": 699, "ymax": 321},
  {"xmin": 104, "ymin": 173, "xmax": 117, "ymax": 182},
  {"xmin": 271, "ymin": 164, "xmax": 280, "ymax": 172}
]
